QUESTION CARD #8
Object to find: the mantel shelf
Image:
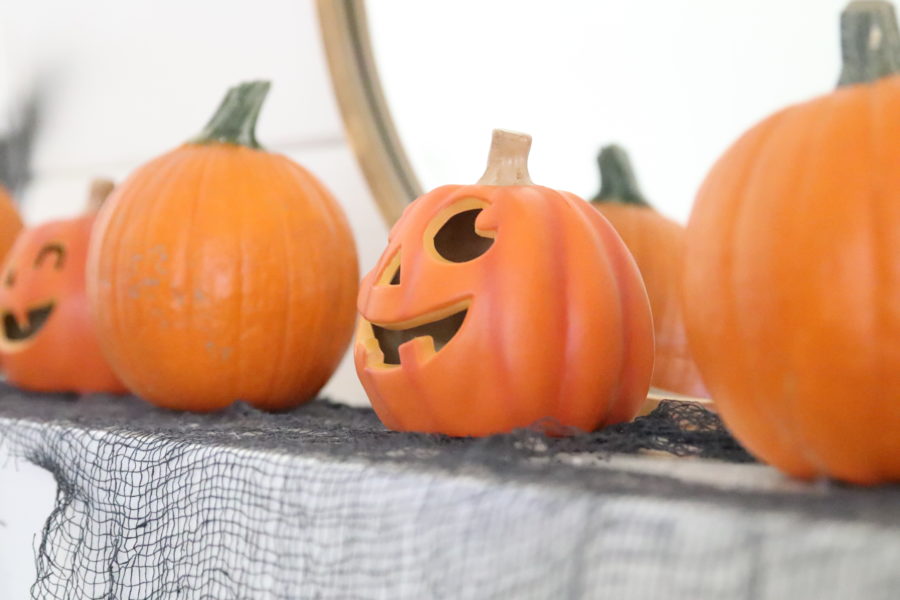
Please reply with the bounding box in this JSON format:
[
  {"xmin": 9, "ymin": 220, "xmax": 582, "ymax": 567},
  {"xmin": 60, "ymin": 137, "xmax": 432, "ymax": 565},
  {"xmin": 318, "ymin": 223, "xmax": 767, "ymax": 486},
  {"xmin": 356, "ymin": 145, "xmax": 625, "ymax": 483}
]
[{"xmin": 1, "ymin": 385, "xmax": 898, "ymax": 599}]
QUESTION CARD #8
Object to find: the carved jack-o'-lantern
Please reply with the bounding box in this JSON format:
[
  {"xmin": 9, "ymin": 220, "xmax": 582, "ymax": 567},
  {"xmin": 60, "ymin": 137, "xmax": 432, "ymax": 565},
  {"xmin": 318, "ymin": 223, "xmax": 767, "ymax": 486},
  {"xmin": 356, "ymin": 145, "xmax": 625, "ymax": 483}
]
[
  {"xmin": 0, "ymin": 180, "xmax": 126, "ymax": 393},
  {"xmin": 355, "ymin": 130, "xmax": 655, "ymax": 437}
]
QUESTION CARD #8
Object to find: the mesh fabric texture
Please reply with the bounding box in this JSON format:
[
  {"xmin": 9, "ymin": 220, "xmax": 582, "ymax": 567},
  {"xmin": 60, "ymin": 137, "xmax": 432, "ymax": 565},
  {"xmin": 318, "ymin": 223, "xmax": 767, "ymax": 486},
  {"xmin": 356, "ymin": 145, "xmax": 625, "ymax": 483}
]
[{"xmin": 2, "ymin": 385, "xmax": 900, "ymax": 599}]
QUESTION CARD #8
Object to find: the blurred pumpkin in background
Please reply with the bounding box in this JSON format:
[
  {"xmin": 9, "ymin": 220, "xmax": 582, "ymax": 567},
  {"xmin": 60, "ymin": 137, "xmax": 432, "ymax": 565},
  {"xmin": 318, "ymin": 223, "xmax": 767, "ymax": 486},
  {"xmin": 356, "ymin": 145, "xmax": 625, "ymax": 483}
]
[
  {"xmin": 0, "ymin": 185, "xmax": 24, "ymax": 264},
  {"xmin": 0, "ymin": 184, "xmax": 26, "ymax": 371},
  {"xmin": 0, "ymin": 88, "xmax": 36, "ymax": 270},
  {"xmin": 87, "ymin": 80, "xmax": 359, "ymax": 412},
  {"xmin": 590, "ymin": 145, "xmax": 707, "ymax": 398},
  {"xmin": 683, "ymin": 0, "xmax": 900, "ymax": 484},
  {"xmin": 0, "ymin": 179, "xmax": 125, "ymax": 394},
  {"xmin": 355, "ymin": 129, "xmax": 654, "ymax": 437}
]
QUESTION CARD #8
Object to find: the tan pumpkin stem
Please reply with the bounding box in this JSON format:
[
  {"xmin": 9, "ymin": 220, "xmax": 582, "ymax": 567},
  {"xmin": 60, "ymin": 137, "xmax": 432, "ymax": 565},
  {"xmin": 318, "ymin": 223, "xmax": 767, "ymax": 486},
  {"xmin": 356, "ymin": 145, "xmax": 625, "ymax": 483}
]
[
  {"xmin": 477, "ymin": 129, "xmax": 534, "ymax": 186},
  {"xmin": 86, "ymin": 178, "xmax": 115, "ymax": 213},
  {"xmin": 838, "ymin": 0, "xmax": 900, "ymax": 86}
]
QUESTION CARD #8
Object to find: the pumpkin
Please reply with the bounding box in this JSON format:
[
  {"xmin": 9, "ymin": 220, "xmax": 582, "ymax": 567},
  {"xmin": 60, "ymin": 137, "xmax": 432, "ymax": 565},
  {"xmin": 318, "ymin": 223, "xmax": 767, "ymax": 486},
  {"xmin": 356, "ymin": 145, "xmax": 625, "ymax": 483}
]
[
  {"xmin": 0, "ymin": 185, "xmax": 23, "ymax": 264},
  {"xmin": 683, "ymin": 0, "xmax": 900, "ymax": 484},
  {"xmin": 355, "ymin": 129, "xmax": 654, "ymax": 436},
  {"xmin": 0, "ymin": 180, "xmax": 126, "ymax": 393},
  {"xmin": 590, "ymin": 145, "xmax": 707, "ymax": 398},
  {"xmin": 0, "ymin": 184, "xmax": 26, "ymax": 371},
  {"xmin": 86, "ymin": 81, "xmax": 359, "ymax": 411}
]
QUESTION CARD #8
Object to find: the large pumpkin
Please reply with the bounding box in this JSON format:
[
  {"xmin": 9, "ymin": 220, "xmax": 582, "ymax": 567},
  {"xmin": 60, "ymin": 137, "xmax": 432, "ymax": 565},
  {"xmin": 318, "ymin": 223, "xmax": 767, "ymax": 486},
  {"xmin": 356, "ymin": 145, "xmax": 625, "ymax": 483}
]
[
  {"xmin": 683, "ymin": 0, "xmax": 900, "ymax": 484},
  {"xmin": 87, "ymin": 81, "xmax": 358, "ymax": 411},
  {"xmin": 0, "ymin": 180, "xmax": 126, "ymax": 393},
  {"xmin": 355, "ymin": 129, "xmax": 654, "ymax": 436},
  {"xmin": 591, "ymin": 145, "xmax": 707, "ymax": 398}
]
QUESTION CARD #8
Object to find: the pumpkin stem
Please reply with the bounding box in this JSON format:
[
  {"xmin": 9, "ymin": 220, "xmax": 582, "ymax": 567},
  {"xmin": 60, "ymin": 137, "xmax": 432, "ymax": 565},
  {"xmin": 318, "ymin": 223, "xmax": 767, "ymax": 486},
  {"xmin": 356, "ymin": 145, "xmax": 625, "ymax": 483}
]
[
  {"xmin": 86, "ymin": 178, "xmax": 115, "ymax": 213},
  {"xmin": 837, "ymin": 0, "xmax": 900, "ymax": 86},
  {"xmin": 192, "ymin": 80, "xmax": 270, "ymax": 149},
  {"xmin": 476, "ymin": 129, "xmax": 534, "ymax": 186},
  {"xmin": 592, "ymin": 144, "xmax": 650, "ymax": 207}
]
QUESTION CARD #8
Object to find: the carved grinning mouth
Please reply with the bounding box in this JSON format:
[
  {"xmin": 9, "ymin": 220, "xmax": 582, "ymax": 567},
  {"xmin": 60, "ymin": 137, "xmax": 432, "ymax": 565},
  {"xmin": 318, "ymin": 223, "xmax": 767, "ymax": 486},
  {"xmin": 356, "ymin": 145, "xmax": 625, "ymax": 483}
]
[
  {"xmin": 371, "ymin": 308, "xmax": 467, "ymax": 365},
  {"xmin": 3, "ymin": 302, "xmax": 55, "ymax": 342}
]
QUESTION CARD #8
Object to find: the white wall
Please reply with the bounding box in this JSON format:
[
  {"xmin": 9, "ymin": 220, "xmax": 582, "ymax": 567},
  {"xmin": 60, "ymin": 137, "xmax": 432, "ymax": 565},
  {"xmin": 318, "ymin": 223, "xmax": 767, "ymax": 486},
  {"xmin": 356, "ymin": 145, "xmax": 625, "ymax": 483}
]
[
  {"xmin": 0, "ymin": 455, "xmax": 56, "ymax": 599},
  {"xmin": 371, "ymin": 0, "xmax": 848, "ymax": 222}
]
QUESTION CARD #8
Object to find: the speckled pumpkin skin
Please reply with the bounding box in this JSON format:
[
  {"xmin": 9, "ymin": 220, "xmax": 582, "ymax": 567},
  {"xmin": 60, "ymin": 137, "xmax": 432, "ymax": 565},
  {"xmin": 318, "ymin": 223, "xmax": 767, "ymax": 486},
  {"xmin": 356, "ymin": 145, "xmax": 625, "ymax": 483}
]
[{"xmin": 87, "ymin": 144, "xmax": 358, "ymax": 411}]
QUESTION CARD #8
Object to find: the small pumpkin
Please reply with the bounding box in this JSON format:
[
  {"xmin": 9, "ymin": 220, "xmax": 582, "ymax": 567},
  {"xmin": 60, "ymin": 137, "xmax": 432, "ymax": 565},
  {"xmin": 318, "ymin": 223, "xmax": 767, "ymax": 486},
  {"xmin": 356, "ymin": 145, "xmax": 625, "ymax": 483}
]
[
  {"xmin": 0, "ymin": 180, "xmax": 126, "ymax": 393},
  {"xmin": 590, "ymin": 145, "xmax": 707, "ymax": 398},
  {"xmin": 0, "ymin": 185, "xmax": 23, "ymax": 265},
  {"xmin": 355, "ymin": 129, "xmax": 654, "ymax": 437},
  {"xmin": 683, "ymin": 0, "xmax": 900, "ymax": 484},
  {"xmin": 87, "ymin": 81, "xmax": 359, "ymax": 411},
  {"xmin": 0, "ymin": 184, "xmax": 26, "ymax": 371}
]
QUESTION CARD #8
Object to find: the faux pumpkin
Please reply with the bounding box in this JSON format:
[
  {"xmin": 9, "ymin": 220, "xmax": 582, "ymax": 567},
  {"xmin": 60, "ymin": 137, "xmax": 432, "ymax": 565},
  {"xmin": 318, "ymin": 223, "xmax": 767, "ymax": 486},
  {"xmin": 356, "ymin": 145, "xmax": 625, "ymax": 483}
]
[
  {"xmin": 86, "ymin": 81, "xmax": 358, "ymax": 411},
  {"xmin": 355, "ymin": 129, "xmax": 654, "ymax": 436},
  {"xmin": 683, "ymin": 0, "xmax": 900, "ymax": 484},
  {"xmin": 591, "ymin": 146, "xmax": 707, "ymax": 398},
  {"xmin": 0, "ymin": 180, "xmax": 126, "ymax": 393}
]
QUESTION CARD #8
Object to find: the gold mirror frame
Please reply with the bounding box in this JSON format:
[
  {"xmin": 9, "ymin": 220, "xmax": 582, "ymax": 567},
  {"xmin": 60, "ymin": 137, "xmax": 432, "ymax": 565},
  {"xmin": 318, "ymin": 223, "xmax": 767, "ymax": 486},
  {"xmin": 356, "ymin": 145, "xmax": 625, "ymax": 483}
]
[{"xmin": 316, "ymin": 0, "xmax": 421, "ymax": 226}]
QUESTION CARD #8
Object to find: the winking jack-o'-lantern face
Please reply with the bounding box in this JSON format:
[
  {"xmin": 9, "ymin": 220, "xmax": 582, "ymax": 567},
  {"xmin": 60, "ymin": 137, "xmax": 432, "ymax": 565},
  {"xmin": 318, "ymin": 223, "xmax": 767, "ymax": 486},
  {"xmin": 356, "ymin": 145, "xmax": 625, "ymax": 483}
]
[
  {"xmin": 0, "ymin": 180, "xmax": 126, "ymax": 394},
  {"xmin": 355, "ymin": 130, "xmax": 655, "ymax": 437}
]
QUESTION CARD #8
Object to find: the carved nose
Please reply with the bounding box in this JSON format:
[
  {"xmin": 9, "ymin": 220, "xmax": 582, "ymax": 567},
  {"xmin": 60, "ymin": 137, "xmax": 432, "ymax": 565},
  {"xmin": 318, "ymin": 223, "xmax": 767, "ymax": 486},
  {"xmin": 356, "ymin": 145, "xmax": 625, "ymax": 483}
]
[{"xmin": 375, "ymin": 251, "xmax": 401, "ymax": 287}]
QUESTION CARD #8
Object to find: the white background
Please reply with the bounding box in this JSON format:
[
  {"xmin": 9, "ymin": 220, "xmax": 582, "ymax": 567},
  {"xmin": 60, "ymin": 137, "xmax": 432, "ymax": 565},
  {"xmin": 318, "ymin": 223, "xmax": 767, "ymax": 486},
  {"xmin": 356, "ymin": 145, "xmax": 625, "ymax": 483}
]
[
  {"xmin": 371, "ymin": 0, "xmax": 848, "ymax": 222},
  {"xmin": 0, "ymin": 0, "xmax": 855, "ymax": 596}
]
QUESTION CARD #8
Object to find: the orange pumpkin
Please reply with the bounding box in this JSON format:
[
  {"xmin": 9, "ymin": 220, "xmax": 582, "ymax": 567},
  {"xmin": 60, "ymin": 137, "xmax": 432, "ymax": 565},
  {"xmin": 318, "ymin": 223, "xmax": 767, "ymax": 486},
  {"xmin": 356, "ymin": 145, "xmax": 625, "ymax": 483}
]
[
  {"xmin": 0, "ymin": 185, "xmax": 23, "ymax": 264},
  {"xmin": 87, "ymin": 81, "xmax": 358, "ymax": 411},
  {"xmin": 0, "ymin": 184, "xmax": 25, "ymax": 371},
  {"xmin": 683, "ymin": 1, "xmax": 900, "ymax": 484},
  {"xmin": 0, "ymin": 180, "xmax": 126, "ymax": 393},
  {"xmin": 355, "ymin": 129, "xmax": 654, "ymax": 436},
  {"xmin": 590, "ymin": 145, "xmax": 707, "ymax": 398}
]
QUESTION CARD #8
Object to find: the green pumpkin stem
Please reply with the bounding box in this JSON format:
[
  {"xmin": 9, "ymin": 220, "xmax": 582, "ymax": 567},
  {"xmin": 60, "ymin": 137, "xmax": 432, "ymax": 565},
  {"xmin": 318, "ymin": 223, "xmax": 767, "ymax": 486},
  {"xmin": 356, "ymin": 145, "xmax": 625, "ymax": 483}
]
[
  {"xmin": 592, "ymin": 144, "xmax": 650, "ymax": 207},
  {"xmin": 192, "ymin": 80, "xmax": 270, "ymax": 148},
  {"xmin": 837, "ymin": 0, "xmax": 900, "ymax": 86}
]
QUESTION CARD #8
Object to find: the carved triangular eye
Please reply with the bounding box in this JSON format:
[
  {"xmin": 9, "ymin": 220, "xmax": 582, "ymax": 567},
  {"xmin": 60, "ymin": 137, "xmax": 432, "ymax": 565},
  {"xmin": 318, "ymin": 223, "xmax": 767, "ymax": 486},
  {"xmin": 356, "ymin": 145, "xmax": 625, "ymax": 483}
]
[
  {"xmin": 389, "ymin": 264, "xmax": 401, "ymax": 285},
  {"xmin": 433, "ymin": 209, "xmax": 493, "ymax": 263}
]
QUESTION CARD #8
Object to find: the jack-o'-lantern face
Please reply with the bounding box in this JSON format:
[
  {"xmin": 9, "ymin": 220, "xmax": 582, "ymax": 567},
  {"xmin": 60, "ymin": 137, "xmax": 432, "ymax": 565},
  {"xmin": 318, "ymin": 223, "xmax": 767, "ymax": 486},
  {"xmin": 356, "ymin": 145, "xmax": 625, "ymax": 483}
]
[
  {"xmin": 0, "ymin": 238, "xmax": 67, "ymax": 352},
  {"xmin": 0, "ymin": 180, "xmax": 126, "ymax": 394},
  {"xmin": 354, "ymin": 130, "xmax": 655, "ymax": 438},
  {"xmin": 359, "ymin": 197, "xmax": 494, "ymax": 369}
]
